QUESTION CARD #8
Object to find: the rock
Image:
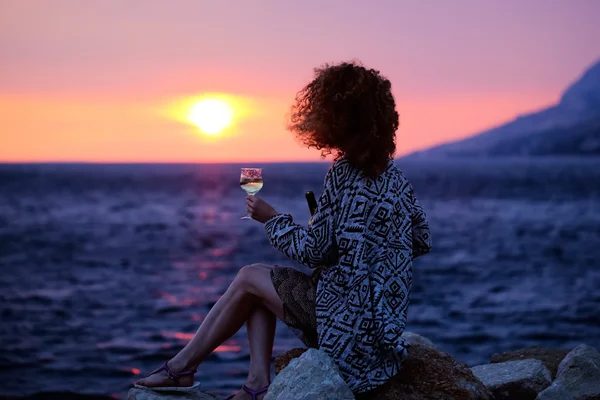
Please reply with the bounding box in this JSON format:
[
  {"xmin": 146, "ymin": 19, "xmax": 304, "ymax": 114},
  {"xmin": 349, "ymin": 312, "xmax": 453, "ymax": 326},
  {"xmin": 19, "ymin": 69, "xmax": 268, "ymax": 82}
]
[
  {"xmin": 265, "ymin": 348, "xmax": 354, "ymax": 400},
  {"xmin": 274, "ymin": 347, "xmax": 308, "ymax": 374},
  {"xmin": 128, "ymin": 383, "xmax": 222, "ymax": 400},
  {"xmin": 272, "ymin": 332, "xmax": 435, "ymax": 375},
  {"xmin": 491, "ymin": 346, "xmax": 570, "ymax": 378},
  {"xmin": 368, "ymin": 344, "xmax": 492, "ymax": 400},
  {"xmin": 274, "ymin": 345, "xmax": 492, "ymax": 400},
  {"xmin": 537, "ymin": 344, "xmax": 600, "ymax": 400},
  {"xmin": 402, "ymin": 331, "xmax": 436, "ymax": 349},
  {"xmin": 471, "ymin": 359, "xmax": 552, "ymax": 400}
]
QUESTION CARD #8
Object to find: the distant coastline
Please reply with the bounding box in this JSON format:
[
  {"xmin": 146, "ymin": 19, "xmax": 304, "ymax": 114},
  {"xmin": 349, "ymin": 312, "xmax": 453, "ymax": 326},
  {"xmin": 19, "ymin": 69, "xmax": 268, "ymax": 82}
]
[{"xmin": 405, "ymin": 59, "xmax": 600, "ymax": 158}]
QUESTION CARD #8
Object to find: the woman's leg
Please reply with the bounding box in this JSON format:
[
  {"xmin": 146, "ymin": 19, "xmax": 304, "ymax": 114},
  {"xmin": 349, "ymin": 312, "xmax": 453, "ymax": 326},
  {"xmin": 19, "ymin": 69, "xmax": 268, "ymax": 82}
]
[
  {"xmin": 137, "ymin": 264, "xmax": 284, "ymax": 387},
  {"xmin": 230, "ymin": 306, "xmax": 275, "ymax": 398},
  {"xmin": 244, "ymin": 265, "xmax": 277, "ymax": 389}
]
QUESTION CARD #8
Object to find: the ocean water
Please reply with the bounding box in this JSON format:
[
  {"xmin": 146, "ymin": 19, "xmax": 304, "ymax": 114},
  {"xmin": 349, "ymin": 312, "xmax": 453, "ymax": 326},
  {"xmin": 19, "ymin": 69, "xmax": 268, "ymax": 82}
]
[{"xmin": 1, "ymin": 158, "xmax": 599, "ymax": 398}]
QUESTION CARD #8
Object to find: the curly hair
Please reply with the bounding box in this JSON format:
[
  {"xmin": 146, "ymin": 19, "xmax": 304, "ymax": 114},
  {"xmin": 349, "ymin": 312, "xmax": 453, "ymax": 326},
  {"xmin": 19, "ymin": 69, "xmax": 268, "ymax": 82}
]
[{"xmin": 289, "ymin": 61, "xmax": 399, "ymax": 178}]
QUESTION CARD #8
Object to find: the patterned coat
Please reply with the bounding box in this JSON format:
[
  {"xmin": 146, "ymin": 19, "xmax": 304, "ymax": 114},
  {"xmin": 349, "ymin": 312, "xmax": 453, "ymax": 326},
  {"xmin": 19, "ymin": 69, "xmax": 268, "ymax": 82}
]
[{"xmin": 264, "ymin": 158, "xmax": 432, "ymax": 393}]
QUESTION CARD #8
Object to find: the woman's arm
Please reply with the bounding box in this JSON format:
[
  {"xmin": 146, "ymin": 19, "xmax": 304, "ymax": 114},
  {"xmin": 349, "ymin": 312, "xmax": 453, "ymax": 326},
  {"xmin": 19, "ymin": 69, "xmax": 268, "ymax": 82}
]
[
  {"xmin": 264, "ymin": 168, "xmax": 338, "ymax": 269},
  {"xmin": 410, "ymin": 187, "xmax": 432, "ymax": 258}
]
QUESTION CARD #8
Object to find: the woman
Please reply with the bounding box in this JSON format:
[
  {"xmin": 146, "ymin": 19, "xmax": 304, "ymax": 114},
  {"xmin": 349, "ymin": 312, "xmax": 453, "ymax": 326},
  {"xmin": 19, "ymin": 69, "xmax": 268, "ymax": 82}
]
[{"xmin": 136, "ymin": 61, "xmax": 432, "ymax": 399}]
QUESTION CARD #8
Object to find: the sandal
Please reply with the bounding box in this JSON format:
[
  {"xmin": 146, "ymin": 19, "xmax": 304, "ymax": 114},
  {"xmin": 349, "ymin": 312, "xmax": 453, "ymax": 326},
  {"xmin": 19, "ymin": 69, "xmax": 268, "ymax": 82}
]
[
  {"xmin": 226, "ymin": 384, "xmax": 270, "ymax": 400},
  {"xmin": 147, "ymin": 360, "xmax": 197, "ymax": 384}
]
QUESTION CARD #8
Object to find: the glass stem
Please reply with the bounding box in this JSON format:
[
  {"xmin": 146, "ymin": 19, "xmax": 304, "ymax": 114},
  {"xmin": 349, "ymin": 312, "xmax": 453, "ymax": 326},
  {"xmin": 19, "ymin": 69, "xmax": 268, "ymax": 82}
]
[{"xmin": 242, "ymin": 196, "xmax": 251, "ymax": 219}]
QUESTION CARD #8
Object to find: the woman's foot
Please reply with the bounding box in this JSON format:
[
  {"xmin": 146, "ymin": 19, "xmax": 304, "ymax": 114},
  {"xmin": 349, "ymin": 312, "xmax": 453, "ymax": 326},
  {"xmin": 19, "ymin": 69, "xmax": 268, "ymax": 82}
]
[
  {"xmin": 136, "ymin": 359, "xmax": 196, "ymax": 387},
  {"xmin": 228, "ymin": 376, "xmax": 270, "ymax": 400}
]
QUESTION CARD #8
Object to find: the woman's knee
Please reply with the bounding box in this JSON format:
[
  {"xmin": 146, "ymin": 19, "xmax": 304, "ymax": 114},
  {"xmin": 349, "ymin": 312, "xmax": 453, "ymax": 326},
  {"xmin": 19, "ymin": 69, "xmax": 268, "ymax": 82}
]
[
  {"xmin": 233, "ymin": 264, "xmax": 284, "ymax": 319},
  {"xmin": 247, "ymin": 263, "xmax": 272, "ymax": 271},
  {"xmin": 234, "ymin": 264, "xmax": 271, "ymax": 292}
]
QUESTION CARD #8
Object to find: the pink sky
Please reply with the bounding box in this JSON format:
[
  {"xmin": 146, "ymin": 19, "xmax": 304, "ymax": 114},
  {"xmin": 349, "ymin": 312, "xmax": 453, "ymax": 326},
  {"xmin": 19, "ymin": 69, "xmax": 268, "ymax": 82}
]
[{"xmin": 1, "ymin": 0, "xmax": 599, "ymax": 162}]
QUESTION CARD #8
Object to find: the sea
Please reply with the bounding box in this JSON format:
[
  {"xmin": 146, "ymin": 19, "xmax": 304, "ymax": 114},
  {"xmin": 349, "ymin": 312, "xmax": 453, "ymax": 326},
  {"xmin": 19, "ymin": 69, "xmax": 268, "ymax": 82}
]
[{"xmin": 1, "ymin": 158, "xmax": 599, "ymax": 398}]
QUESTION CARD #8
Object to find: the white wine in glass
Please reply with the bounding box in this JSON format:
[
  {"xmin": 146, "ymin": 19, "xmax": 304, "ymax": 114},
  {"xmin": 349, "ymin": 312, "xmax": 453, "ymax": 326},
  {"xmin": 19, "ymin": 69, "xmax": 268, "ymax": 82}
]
[{"xmin": 240, "ymin": 168, "xmax": 263, "ymax": 220}]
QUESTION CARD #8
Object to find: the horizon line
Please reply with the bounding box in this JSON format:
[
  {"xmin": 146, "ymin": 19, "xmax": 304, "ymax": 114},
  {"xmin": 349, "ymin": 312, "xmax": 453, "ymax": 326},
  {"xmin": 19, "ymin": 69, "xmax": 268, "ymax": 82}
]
[{"xmin": 0, "ymin": 160, "xmax": 336, "ymax": 165}]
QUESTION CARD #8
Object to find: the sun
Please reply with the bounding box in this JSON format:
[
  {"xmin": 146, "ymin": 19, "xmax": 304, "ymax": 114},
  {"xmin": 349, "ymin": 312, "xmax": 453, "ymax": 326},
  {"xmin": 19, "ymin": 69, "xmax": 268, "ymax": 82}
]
[
  {"xmin": 163, "ymin": 93, "xmax": 253, "ymax": 138},
  {"xmin": 187, "ymin": 98, "xmax": 233, "ymax": 135}
]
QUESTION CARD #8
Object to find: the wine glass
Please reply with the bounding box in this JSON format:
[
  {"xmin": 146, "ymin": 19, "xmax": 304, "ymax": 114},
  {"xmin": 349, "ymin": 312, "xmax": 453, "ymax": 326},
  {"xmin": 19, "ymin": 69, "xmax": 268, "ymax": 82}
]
[{"xmin": 240, "ymin": 167, "xmax": 263, "ymax": 220}]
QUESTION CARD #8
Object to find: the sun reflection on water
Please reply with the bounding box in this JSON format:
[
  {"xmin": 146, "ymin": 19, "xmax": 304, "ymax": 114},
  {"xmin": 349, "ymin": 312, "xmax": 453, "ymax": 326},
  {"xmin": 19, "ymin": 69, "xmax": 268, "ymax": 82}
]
[{"xmin": 160, "ymin": 331, "xmax": 242, "ymax": 353}]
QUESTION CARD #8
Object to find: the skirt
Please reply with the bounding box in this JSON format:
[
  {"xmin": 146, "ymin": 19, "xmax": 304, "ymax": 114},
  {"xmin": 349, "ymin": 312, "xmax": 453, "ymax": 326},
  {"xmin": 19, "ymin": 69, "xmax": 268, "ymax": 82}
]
[{"xmin": 270, "ymin": 266, "xmax": 319, "ymax": 349}]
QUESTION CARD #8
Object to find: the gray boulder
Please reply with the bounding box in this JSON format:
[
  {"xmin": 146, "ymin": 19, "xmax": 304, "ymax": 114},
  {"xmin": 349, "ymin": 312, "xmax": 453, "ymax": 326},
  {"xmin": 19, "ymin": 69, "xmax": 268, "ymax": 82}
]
[
  {"xmin": 402, "ymin": 331, "xmax": 436, "ymax": 349},
  {"xmin": 274, "ymin": 347, "xmax": 308, "ymax": 374},
  {"xmin": 471, "ymin": 359, "xmax": 551, "ymax": 400},
  {"xmin": 537, "ymin": 344, "xmax": 600, "ymax": 400},
  {"xmin": 128, "ymin": 383, "xmax": 222, "ymax": 400},
  {"xmin": 490, "ymin": 346, "xmax": 569, "ymax": 378},
  {"xmin": 265, "ymin": 348, "xmax": 354, "ymax": 400}
]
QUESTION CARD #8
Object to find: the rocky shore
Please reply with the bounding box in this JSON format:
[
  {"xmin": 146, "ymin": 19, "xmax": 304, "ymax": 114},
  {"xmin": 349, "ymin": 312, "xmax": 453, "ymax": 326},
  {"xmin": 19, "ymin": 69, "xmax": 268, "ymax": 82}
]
[{"xmin": 128, "ymin": 332, "xmax": 600, "ymax": 400}]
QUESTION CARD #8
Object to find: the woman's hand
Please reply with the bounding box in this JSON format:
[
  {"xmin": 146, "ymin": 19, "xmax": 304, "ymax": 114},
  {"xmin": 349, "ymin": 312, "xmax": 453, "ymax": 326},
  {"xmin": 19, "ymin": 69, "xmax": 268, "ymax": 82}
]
[{"xmin": 246, "ymin": 195, "xmax": 278, "ymax": 223}]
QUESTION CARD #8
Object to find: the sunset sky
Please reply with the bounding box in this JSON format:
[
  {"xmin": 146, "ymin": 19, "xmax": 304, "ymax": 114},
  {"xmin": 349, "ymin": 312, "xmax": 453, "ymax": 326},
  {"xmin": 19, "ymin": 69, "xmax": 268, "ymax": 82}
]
[{"xmin": 1, "ymin": 0, "xmax": 599, "ymax": 163}]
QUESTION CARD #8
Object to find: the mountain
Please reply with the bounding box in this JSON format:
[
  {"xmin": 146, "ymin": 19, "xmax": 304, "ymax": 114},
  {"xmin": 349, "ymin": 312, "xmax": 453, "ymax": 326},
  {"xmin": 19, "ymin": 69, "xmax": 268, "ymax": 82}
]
[{"xmin": 406, "ymin": 59, "xmax": 600, "ymax": 158}]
